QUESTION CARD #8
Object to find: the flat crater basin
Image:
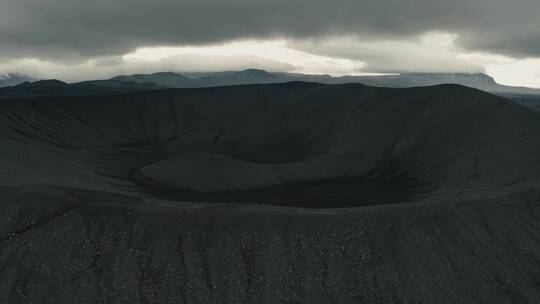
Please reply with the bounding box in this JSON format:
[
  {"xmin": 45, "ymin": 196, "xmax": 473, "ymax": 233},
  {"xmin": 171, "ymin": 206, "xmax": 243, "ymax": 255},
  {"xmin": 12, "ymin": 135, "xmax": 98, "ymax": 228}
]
[{"xmin": 132, "ymin": 172, "xmax": 432, "ymax": 208}]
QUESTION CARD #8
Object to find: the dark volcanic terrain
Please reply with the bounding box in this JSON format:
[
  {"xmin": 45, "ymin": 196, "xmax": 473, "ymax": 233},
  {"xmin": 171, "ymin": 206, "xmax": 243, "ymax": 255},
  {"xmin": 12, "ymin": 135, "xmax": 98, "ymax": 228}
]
[{"xmin": 1, "ymin": 82, "xmax": 540, "ymax": 303}]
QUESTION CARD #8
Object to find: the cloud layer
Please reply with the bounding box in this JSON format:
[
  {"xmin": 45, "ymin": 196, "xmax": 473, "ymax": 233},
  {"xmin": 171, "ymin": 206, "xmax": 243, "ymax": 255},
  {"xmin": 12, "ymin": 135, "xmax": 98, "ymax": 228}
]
[
  {"xmin": 289, "ymin": 33, "xmax": 485, "ymax": 73},
  {"xmin": 0, "ymin": 0, "xmax": 539, "ymax": 61},
  {"xmin": 0, "ymin": 0, "xmax": 539, "ymax": 86}
]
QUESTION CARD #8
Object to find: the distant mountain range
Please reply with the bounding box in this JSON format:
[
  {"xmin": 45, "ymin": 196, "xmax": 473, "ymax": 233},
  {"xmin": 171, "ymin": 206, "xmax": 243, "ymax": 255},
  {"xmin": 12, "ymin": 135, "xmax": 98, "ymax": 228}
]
[
  {"xmin": 85, "ymin": 69, "xmax": 540, "ymax": 95},
  {"xmin": 1, "ymin": 69, "xmax": 539, "ymax": 110},
  {"xmin": 0, "ymin": 73, "xmax": 36, "ymax": 87}
]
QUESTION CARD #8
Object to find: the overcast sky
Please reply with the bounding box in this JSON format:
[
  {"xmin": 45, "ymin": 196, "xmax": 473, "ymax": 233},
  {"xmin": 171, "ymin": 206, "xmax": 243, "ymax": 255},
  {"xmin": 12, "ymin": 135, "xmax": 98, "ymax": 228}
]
[{"xmin": 0, "ymin": 0, "xmax": 539, "ymax": 87}]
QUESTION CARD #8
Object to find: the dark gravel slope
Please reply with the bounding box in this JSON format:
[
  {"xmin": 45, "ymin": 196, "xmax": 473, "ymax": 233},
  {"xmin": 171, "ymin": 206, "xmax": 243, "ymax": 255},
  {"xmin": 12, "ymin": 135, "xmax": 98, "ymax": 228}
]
[{"xmin": 0, "ymin": 82, "xmax": 539, "ymax": 303}]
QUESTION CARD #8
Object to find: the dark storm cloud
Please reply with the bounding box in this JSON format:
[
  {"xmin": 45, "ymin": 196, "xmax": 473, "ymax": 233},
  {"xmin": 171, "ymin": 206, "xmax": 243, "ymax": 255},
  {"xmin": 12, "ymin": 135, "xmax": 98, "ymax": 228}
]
[{"xmin": 0, "ymin": 0, "xmax": 538, "ymax": 61}]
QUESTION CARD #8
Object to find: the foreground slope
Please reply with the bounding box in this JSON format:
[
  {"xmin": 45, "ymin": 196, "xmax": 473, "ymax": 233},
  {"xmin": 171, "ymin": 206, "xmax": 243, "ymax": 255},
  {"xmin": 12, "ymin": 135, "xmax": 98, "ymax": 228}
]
[{"xmin": 0, "ymin": 82, "xmax": 540, "ymax": 303}]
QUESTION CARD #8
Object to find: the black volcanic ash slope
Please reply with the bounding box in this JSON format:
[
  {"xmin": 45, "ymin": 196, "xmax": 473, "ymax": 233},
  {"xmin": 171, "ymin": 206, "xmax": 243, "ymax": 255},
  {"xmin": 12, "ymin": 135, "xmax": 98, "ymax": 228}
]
[
  {"xmin": 1, "ymin": 82, "xmax": 538, "ymax": 206},
  {"xmin": 1, "ymin": 82, "xmax": 540, "ymax": 303}
]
